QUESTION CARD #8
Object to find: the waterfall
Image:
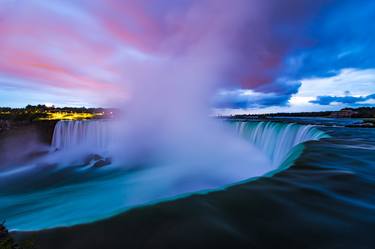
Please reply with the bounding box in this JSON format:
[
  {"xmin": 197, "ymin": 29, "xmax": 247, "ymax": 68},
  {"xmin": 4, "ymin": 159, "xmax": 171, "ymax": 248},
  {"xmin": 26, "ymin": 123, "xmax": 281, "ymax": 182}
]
[
  {"xmin": 51, "ymin": 120, "xmax": 112, "ymax": 152},
  {"xmin": 1, "ymin": 120, "xmax": 329, "ymax": 231},
  {"xmin": 234, "ymin": 121, "xmax": 329, "ymax": 167},
  {"xmin": 51, "ymin": 120, "xmax": 328, "ymax": 168}
]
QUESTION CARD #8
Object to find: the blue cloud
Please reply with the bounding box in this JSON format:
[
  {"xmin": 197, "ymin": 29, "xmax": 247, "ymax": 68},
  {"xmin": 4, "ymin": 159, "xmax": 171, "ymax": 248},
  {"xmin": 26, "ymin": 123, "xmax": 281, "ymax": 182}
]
[
  {"xmin": 215, "ymin": 93, "xmax": 291, "ymax": 109},
  {"xmin": 226, "ymin": 0, "xmax": 375, "ymax": 110},
  {"xmin": 310, "ymin": 93, "xmax": 375, "ymax": 106},
  {"xmin": 214, "ymin": 80, "xmax": 301, "ymax": 109},
  {"xmin": 284, "ymin": 0, "xmax": 375, "ymax": 79}
]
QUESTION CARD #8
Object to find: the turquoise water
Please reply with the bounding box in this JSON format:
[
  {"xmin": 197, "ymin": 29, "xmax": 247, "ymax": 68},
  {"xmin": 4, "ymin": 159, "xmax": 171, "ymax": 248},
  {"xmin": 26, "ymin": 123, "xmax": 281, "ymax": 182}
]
[
  {"xmin": 11, "ymin": 120, "xmax": 375, "ymax": 249},
  {"xmin": 233, "ymin": 121, "xmax": 329, "ymax": 167},
  {"xmin": 0, "ymin": 121, "xmax": 328, "ymax": 231}
]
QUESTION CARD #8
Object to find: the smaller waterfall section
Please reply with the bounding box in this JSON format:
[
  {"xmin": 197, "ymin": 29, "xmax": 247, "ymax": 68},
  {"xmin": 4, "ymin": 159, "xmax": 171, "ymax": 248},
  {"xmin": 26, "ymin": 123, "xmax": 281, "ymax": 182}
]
[
  {"xmin": 234, "ymin": 121, "xmax": 329, "ymax": 167},
  {"xmin": 51, "ymin": 120, "xmax": 112, "ymax": 152}
]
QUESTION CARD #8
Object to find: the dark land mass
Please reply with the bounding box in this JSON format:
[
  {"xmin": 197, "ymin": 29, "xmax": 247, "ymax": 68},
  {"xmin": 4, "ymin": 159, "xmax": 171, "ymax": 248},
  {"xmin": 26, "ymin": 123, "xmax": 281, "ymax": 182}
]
[
  {"xmin": 0, "ymin": 121, "xmax": 57, "ymax": 169},
  {"xmin": 224, "ymin": 107, "xmax": 375, "ymax": 119},
  {"xmin": 223, "ymin": 107, "xmax": 375, "ymax": 128},
  {"xmin": 1, "ymin": 222, "xmax": 37, "ymax": 249}
]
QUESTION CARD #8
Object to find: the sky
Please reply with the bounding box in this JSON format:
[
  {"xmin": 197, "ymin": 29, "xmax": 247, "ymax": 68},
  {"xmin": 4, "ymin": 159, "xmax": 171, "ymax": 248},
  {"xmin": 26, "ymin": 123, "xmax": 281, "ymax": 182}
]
[{"xmin": 0, "ymin": 0, "xmax": 374, "ymax": 114}]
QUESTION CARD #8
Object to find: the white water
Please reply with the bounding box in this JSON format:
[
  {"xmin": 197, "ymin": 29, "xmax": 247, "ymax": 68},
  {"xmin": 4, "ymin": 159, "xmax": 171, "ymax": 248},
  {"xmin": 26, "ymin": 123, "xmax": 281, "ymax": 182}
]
[
  {"xmin": 51, "ymin": 120, "xmax": 113, "ymax": 152},
  {"xmin": 234, "ymin": 121, "xmax": 329, "ymax": 167}
]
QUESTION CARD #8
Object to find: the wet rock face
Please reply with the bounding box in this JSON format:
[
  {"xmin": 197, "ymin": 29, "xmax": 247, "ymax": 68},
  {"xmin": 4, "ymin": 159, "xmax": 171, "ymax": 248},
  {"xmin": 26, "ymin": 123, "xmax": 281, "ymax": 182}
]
[
  {"xmin": 92, "ymin": 157, "xmax": 112, "ymax": 168},
  {"xmin": 82, "ymin": 154, "xmax": 112, "ymax": 168},
  {"xmin": 0, "ymin": 121, "xmax": 57, "ymax": 168},
  {"xmin": 83, "ymin": 154, "xmax": 103, "ymax": 165}
]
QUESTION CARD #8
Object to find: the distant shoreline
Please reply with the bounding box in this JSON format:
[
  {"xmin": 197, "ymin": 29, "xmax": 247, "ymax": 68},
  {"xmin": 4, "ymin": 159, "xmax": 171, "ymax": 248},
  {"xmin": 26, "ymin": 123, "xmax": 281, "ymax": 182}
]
[
  {"xmin": 0, "ymin": 105, "xmax": 117, "ymax": 122},
  {"xmin": 219, "ymin": 107, "xmax": 375, "ymax": 119},
  {"xmin": 1, "ymin": 105, "xmax": 374, "ymax": 129}
]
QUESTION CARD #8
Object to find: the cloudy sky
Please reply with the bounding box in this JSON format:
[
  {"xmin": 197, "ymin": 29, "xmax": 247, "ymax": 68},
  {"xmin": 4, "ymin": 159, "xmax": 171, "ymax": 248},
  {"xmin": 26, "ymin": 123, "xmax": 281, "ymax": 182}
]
[{"xmin": 0, "ymin": 0, "xmax": 374, "ymax": 114}]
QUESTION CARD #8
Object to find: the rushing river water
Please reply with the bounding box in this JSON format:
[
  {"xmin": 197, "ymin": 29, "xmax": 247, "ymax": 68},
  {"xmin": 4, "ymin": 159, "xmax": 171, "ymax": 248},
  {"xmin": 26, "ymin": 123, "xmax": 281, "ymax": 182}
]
[
  {"xmin": 0, "ymin": 120, "xmax": 326, "ymax": 231},
  {"xmin": 1, "ymin": 118, "xmax": 374, "ymax": 249}
]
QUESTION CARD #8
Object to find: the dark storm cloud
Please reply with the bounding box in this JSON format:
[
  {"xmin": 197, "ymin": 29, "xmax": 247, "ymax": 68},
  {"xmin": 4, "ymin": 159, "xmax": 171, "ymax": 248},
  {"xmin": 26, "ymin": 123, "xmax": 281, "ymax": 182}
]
[
  {"xmin": 214, "ymin": 80, "xmax": 301, "ymax": 109},
  {"xmin": 218, "ymin": 0, "xmax": 375, "ymax": 109},
  {"xmin": 285, "ymin": 0, "xmax": 375, "ymax": 79}
]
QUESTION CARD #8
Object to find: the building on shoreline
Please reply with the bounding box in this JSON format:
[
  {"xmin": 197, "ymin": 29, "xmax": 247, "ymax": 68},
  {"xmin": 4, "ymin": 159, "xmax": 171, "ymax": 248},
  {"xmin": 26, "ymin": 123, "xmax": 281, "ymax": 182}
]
[{"xmin": 329, "ymin": 108, "xmax": 359, "ymax": 118}]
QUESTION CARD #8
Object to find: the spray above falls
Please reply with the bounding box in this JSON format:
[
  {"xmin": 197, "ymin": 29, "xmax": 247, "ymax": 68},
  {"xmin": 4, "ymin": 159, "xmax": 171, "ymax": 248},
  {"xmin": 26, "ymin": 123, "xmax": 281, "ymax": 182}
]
[{"xmin": 51, "ymin": 120, "xmax": 328, "ymax": 170}]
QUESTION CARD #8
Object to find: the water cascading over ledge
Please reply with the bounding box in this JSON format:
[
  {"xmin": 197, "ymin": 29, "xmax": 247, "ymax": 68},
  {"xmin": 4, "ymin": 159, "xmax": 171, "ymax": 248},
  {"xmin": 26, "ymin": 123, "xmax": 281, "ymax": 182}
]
[
  {"xmin": 51, "ymin": 120, "xmax": 329, "ymax": 169},
  {"xmin": 233, "ymin": 121, "xmax": 329, "ymax": 168},
  {"xmin": 0, "ymin": 120, "xmax": 330, "ymax": 232},
  {"xmin": 51, "ymin": 120, "xmax": 113, "ymax": 152}
]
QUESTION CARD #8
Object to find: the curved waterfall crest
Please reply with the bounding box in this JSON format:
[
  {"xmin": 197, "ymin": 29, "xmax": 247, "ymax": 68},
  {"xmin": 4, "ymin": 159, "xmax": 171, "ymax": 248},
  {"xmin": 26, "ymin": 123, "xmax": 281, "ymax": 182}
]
[
  {"xmin": 51, "ymin": 120, "xmax": 328, "ymax": 168},
  {"xmin": 0, "ymin": 120, "xmax": 330, "ymax": 231},
  {"xmin": 234, "ymin": 121, "xmax": 329, "ymax": 167}
]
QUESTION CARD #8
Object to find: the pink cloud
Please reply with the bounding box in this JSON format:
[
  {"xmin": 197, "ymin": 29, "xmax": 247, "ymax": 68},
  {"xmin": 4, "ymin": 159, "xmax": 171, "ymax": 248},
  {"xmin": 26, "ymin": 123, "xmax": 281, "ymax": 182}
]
[{"xmin": 0, "ymin": 0, "xmax": 332, "ymax": 106}]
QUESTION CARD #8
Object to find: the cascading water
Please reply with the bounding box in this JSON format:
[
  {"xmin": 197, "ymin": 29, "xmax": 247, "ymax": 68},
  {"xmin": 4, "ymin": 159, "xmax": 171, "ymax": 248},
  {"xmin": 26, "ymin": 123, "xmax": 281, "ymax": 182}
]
[
  {"xmin": 0, "ymin": 120, "xmax": 329, "ymax": 231},
  {"xmin": 51, "ymin": 120, "xmax": 113, "ymax": 152},
  {"xmin": 234, "ymin": 121, "xmax": 329, "ymax": 167},
  {"xmin": 51, "ymin": 120, "xmax": 328, "ymax": 168}
]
